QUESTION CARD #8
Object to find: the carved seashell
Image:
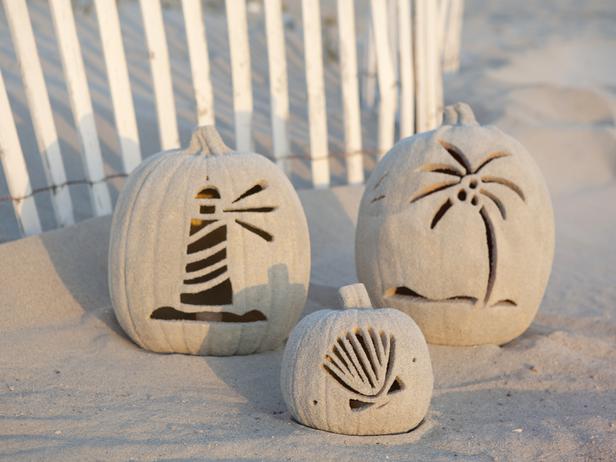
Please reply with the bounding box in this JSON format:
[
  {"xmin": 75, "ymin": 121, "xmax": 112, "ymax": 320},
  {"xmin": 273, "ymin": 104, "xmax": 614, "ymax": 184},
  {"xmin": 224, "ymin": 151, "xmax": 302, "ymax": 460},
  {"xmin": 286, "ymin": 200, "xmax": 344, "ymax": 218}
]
[{"xmin": 323, "ymin": 328, "xmax": 395, "ymax": 398}]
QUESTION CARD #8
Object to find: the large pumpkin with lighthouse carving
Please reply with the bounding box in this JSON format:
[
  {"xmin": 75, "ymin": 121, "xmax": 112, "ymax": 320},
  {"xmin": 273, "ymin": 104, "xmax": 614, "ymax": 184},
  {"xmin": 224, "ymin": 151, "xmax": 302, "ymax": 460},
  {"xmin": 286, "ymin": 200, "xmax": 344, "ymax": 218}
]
[
  {"xmin": 109, "ymin": 126, "xmax": 310, "ymax": 356},
  {"xmin": 356, "ymin": 103, "xmax": 554, "ymax": 346}
]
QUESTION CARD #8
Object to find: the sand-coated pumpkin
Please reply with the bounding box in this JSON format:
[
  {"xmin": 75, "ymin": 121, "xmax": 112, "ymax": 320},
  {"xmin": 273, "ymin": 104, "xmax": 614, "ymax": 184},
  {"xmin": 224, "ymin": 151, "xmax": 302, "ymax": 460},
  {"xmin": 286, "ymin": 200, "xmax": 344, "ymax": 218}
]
[
  {"xmin": 281, "ymin": 284, "xmax": 433, "ymax": 436},
  {"xmin": 109, "ymin": 126, "xmax": 310, "ymax": 356},
  {"xmin": 356, "ymin": 103, "xmax": 554, "ymax": 346}
]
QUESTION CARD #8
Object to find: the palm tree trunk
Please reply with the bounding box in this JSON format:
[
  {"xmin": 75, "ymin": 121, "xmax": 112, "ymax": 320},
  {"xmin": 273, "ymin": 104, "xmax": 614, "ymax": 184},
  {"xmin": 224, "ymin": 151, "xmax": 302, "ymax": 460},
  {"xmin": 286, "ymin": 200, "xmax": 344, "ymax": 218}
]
[{"xmin": 479, "ymin": 206, "xmax": 497, "ymax": 305}]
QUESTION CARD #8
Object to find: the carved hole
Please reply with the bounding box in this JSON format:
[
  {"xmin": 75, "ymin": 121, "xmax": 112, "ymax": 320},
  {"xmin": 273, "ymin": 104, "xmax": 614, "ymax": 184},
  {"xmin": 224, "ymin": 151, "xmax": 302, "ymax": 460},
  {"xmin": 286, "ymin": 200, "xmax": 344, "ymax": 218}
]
[
  {"xmin": 431, "ymin": 198, "xmax": 453, "ymax": 229},
  {"xmin": 458, "ymin": 189, "xmax": 467, "ymax": 201},
  {"xmin": 185, "ymin": 248, "xmax": 226, "ymax": 273},
  {"xmin": 323, "ymin": 329, "xmax": 396, "ymax": 409},
  {"xmin": 232, "ymin": 182, "xmax": 267, "ymax": 203},
  {"xmin": 235, "ymin": 219, "xmax": 273, "ymax": 242},
  {"xmin": 491, "ymin": 299, "xmax": 518, "ymax": 307},
  {"xmin": 471, "ymin": 196, "xmax": 479, "ymax": 206},
  {"xmin": 150, "ymin": 307, "xmax": 266, "ymax": 322},
  {"xmin": 187, "ymin": 224, "xmax": 227, "ymax": 255},
  {"xmin": 480, "ymin": 206, "xmax": 497, "ymax": 304},
  {"xmin": 349, "ymin": 399, "xmax": 374, "ymax": 411},
  {"xmin": 189, "ymin": 219, "xmax": 216, "ymax": 236},
  {"xmin": 387, "ymin": 377, "xmax": 404, "ymax": 394},
  {"xmin": 195, "ymin": 187, "xmax": 220, "ymax": 199},
  {"xmin": 183, "ymin": 265, "xmax": 228, "ymax": 285},
  {"xmin": 386, "ymin": 286, "xmax": 478, "ymax": 305},
  {"xmin": 200, "ymin": 205, "xmax": 216, "ymax": 214},
  {"xmin": 223, "ymin": 206, "xmax": 276, "ymax": 213},
  {"xmin": 438, "ymin": 140, "xmax": 472, "ymax": 174},
  {"xmin": 180, "ymin": 278, "xmax": 233, "ymax": 306}
]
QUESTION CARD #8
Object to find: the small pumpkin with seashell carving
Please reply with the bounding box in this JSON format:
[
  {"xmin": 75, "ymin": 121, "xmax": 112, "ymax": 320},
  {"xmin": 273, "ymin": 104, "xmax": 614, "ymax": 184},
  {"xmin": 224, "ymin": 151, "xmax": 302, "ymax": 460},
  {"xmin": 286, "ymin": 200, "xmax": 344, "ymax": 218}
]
[
  {"xmin": 280, "ymin": 284, "xmax": 433, "ymax": 436},
  {"xmin": 356, "ymin": 103, "xmax": 555, "ymax": 346}
]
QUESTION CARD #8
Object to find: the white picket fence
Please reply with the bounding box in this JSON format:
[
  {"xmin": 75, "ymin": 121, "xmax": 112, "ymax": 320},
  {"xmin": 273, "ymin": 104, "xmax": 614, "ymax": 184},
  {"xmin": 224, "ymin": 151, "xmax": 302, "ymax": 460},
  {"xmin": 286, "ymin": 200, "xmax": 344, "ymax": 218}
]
[{"xmin": 0, "ymin": 0, "xmax": 463, "ymax": 238}]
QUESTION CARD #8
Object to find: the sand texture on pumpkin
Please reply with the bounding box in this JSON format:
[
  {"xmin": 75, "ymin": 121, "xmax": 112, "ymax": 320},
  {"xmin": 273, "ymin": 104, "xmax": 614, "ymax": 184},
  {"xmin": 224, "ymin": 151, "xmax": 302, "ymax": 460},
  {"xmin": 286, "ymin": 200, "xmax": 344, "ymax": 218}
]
[
  {"xmin": 356, "ymin": 104, "xmax": 554, "ymax": 346},
  {"xmin": 1, "ymin": 0, "xmax": 616, "ymax": 459},
  {"xmin": 281, "ymin": 284, "xmax": 433, "ymax": 435},
  {"xmin": 109, "ymin": 127, "xmax": 310, "ymax": 356}
]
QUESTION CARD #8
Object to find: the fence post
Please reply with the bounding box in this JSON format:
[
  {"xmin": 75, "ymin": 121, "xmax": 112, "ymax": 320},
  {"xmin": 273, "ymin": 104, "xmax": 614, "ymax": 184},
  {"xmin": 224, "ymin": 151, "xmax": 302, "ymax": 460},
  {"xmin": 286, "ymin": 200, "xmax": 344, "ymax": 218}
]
[
  {"xmin": 264, "ymin": 0, "xmax": 290, "ymax": 173},
  {"xmin": 398, "ymin": 0, "xmax": 415, "ymax": 138},
  {"xmin": 182, "ymin": 0, "xmax": 215, "ymax": 127},
  {"xmin": 226, "ymin": 0, "xmax": 254, "ymax": 152},
  {"xmin": 50, "ymin": 0, "xmax": 112, "ymax": 217},
  {"xmin": 95, "ymin": 0, "xmax": 142, "ymax": 173},
  {"xmin": 3, "ymin": 0, "xmax": 75, "ymax": 227},
  {"xmin": 140, "ymin": 0, "xmax": 180, "ymax": 150},
  {"xmin": 370, "ymin": 0, "xmax": 397, "ymax": 157},
  {"xmin": 0, "ymin": 69, "xmax": 42, "ymax": 236},
  {"xmin": 337, "ymin": 0, "xmax": 363, "ymax": 184},
  {"xmin": 302, "ymin": 0, "xmax": 330, "ymax": 188}
]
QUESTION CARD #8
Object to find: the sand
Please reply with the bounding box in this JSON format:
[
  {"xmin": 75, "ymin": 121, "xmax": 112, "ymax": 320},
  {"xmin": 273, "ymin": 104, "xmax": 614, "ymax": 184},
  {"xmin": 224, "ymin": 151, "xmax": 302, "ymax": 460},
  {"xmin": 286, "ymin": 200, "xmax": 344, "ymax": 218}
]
[{"xmin": 1, "ymin": 0, "xmax": 616, "ymax": 460}]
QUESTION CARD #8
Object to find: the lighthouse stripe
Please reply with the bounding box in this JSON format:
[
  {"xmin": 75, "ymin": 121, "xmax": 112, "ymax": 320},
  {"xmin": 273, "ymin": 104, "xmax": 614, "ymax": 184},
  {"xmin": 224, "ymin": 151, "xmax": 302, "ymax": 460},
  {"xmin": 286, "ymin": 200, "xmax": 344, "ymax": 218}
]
[
  {"xmin": 183, "ymin": 265, "xmax": 228, "ymax": 285},
  {"xmin": 185, "ymin": 247, "xmax": 226, "ymax": 273},
  {"xmin": 181, "ymin": 278, "xmax": 233, "ymax": 306},
  {"xmin": 186, "ymin": 223, "xmax": 227, "ymax": 254}
]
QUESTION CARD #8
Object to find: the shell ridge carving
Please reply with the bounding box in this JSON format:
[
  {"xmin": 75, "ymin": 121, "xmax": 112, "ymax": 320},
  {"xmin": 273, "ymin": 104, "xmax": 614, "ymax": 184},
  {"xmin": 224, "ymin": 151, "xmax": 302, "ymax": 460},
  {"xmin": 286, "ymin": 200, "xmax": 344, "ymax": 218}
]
[{"xmin": 323, "ymin": 328, "xmax": 396, "ymax": 400}]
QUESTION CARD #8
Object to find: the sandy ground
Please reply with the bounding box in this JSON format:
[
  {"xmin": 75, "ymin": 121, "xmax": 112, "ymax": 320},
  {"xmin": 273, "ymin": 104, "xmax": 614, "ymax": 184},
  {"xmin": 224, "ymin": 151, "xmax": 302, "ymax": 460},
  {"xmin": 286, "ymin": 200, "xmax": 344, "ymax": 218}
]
[{"xmin": 1, "ymin": 0, "xmax": 616, "ymax": 460}]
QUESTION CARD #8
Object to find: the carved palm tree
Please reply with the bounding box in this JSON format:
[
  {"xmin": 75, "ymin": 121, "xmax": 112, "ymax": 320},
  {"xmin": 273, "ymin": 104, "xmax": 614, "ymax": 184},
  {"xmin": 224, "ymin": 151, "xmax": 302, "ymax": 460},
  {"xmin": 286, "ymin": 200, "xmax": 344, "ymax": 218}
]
[{"xmin": 409, "ymin": 140, "xmax": 525, "ymax": 307}]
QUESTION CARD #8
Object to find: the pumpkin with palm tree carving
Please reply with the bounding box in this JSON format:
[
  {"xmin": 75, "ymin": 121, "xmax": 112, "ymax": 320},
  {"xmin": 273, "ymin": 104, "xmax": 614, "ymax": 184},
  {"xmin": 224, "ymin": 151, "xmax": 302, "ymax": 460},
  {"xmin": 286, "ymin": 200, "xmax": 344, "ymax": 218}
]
[
  {"xmin": 109, "ymin": 126, "xmax": 310, "ymax": 356},
  {"xmin": 356, "ymin": 103, "xmax": 554, "ymax": 346}
]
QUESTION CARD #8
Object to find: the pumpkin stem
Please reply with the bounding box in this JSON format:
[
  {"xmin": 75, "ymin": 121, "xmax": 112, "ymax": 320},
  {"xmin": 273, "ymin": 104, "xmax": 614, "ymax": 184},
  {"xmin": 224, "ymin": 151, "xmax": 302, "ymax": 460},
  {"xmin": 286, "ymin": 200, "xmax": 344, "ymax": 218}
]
[
  {"xmin": 338, "ymin": 284, "xmax": 373, "ymax": 310},
  {"xmin": 186, "ymin": 126, "xmax": 232, "ymax": 156},
  {"xmin": 442, "ymin": 102, "xmax": 479, "ymax": 127}
]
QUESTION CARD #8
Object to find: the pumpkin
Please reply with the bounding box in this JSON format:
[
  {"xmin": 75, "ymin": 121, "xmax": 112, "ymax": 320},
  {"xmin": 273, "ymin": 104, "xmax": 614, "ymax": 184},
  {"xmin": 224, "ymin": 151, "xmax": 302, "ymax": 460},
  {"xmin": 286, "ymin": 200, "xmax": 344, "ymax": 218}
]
[
  {"xmin": 280, "ymin": 284, "xmax": 433, "ymax": 435},
  {"xmin": 108, "ymin": 126, "xmax": 310, "ymax": 356},
  {"xmin": 356, "ymin": 103, "xmax": 554, "ymax": 346}
]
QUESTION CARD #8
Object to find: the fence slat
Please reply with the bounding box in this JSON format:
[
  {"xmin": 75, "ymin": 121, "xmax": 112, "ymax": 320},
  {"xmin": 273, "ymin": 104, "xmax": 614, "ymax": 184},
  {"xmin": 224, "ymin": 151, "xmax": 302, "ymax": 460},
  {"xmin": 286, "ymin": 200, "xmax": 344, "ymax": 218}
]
[
  {"xmin": 387, "ymin": 0, "xmax": 399, "ymax": 83},
  {"xmin": 225, "ymin": 0, "xmax": 253, "ymax": 152},
  {"xmin": 370, "ymin": 0, "xmax": 397, "ymax": 157},
  {"xmin": 3, "ymin": 0, "xmax": 75, "ymax": 227},
  {"xmin": 264, "ymin": 0, "xmax": 290, "ymax": 173},
  {"xmin": 443, "ymin": 0, "xmax": 464, "ymax": 73},
  {"xmin": 50, "ymin": 0, "xmax": 112, "ymax": 217},
  {"xmin": 437, "ymin": 0, "xmax": 451, "ymax": 60},
  {"xmin": 398, "ymin": 0, "xmax": 415, "ymax": 138},
  {"xmin": 94, "ymin": 0, "xmax": 141, "ymax": 173},
  {"xmin": 140, "ymin": 0, "xmax": 179, "ymax": 150},
  {"xmin": 302, "ymin": 0, "xmax": 329, "ymax": 187},
  {"xmin": 337, "ymin": 0, "xmax": 363, "ymax": 184},
  {"xmin": 0, "ymin": 69, "xmax": 42, "ymax": 236},
  {"xmin": 426, "ymin": 0, "xmax": 441, "ymax": 128},
  {"xmin": 413, "ymin": 0, "xmax": 429, "ymax": 132},
  {"xmin": 361, "ymin": 23, "xmax": 377, "ymax": 110},
  {"xmin": 181, "ymin": 0, "xmax": 215, "ymax": 126}
]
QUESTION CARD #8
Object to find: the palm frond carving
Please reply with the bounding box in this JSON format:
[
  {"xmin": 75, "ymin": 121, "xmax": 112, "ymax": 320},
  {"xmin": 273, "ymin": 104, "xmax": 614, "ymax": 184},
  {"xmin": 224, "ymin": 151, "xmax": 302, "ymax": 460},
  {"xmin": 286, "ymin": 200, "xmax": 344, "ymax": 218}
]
[{"xmin": 408, "ymin": 140, "xmax": 526, "ymax": 307}]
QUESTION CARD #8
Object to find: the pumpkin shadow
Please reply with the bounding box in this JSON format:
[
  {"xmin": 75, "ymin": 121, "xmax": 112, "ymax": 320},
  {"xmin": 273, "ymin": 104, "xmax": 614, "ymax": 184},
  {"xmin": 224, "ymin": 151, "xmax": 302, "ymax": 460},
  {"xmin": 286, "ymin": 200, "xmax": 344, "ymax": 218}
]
[
  {"xmin": 203, "ymin": 264, "xmax": 304, "ymax": 422},
  {"xmin": 39, "ymin": 216, "xmax": 129, "ymax": 340}
]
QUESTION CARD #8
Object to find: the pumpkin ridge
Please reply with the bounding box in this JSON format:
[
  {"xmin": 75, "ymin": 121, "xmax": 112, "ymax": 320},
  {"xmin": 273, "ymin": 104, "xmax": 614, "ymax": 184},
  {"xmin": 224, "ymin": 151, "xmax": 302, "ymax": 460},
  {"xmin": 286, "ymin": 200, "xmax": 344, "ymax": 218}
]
[{"xmin": 119, "ymin": 154, "xmax": 170, "ymax": 350}]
